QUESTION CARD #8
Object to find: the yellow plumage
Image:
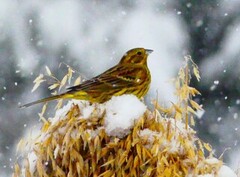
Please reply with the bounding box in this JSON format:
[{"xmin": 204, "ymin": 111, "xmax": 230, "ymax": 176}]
[{"xmin": 20, "ymin": 48, "xmax": 153, "ymax": 108}]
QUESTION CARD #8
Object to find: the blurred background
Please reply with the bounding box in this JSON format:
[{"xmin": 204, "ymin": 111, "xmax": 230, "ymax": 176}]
[{"xmin": 0, "ymin": 0, "xmax": 240, "ymax": 175}]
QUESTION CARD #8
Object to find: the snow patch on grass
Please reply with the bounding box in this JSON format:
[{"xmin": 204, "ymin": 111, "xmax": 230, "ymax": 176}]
[{"xmin": 104, "ymin": 94, "xmax": 146, "ymax": 138}]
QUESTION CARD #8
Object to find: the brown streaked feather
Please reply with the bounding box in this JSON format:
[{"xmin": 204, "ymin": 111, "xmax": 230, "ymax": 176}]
[{"xmin": 66, "ymin": 64, "xmax": 144, "ymax": 93}]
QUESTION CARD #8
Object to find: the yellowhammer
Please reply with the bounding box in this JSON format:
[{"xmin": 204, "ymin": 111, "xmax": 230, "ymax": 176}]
[{"xmin": 21, "ymin": 48, "xmax": 153, "ymax": 108}]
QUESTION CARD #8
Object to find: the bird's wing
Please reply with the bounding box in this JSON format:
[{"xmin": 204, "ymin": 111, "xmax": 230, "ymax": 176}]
[
  {"xmin": 67, "ymin": 65, "xmax": 140, "ymax": 92},
  {"xmin": 99, "ymin": 65, "xmax": 140, "ymax": 84}
]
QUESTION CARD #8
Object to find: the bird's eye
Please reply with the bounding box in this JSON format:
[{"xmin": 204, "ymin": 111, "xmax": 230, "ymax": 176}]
[{"xmin": 137, "ymin": 51, "xmax": 142, "ymax": 55}]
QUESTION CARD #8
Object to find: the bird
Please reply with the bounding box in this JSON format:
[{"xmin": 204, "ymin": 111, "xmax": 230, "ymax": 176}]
[{"xmin": 20, "ymin": 48, "xmax": 153, "ymax": 108}]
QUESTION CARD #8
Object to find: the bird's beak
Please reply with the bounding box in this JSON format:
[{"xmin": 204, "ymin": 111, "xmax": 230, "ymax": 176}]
[{"xmin": 146, "ymin": 49, "xmax": 153, "ymax": 55}]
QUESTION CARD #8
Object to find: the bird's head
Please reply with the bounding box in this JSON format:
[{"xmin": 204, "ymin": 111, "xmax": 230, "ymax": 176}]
[{"xmin": 119, "ymin": 48, "xmax": 153, "ymax": 65}]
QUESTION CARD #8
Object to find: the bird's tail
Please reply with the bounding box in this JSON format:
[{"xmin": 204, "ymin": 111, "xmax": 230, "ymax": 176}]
[{"xmin": 19, "ymin": 93, "xmax": 70, "ymax": 108}]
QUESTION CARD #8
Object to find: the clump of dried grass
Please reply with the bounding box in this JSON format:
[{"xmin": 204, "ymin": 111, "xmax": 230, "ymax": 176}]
[{"xmin": 14, "ymin": 57, "xmax": 223, "ymax": 177}]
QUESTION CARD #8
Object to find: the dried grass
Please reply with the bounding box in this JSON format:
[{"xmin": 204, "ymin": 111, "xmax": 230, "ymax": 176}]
[{"xmin": 14, "ymin": 56, "xmax": 223, "ymax": 177}]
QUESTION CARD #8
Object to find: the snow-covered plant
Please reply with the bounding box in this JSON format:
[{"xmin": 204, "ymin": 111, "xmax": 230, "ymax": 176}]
[{"xmin": 13, "ymin": 57, "xmax": 236, "ymax": 177}]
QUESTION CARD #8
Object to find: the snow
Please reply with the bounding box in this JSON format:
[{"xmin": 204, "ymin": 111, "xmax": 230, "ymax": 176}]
[
  {"xmin": 229, "ymin": 148, "xmax": 240, "ymax": 171},
  {"xmin": 54, "ymin": 101, "xmax": 74, "ymax": 119},
  {"xmin": 219, "ymin": 165, "xmax": 237, "ymax": 177},
  {"xmin": 39, "ymin": 0, "xmax": 82, "ymax": 51},
  {"xmin": 75, "ymin": 100, "xmax": 105, "ymax": 119},
  {"xmin": 104, "ymin": 95, "xmax": 146, "ymax": 138},
  {"xmin": 14, "ymin": 126, "xmax": 41, "ymax": 175},
  {"xmin": 196, "ymin": 109, "xmax": 205, "ymax": 119},
  {"xmin": 201, "ymin": 21, "xmax": 240, "ymax": 82},
  {"xmin": 117, "ymin": 4, "xmax": 188, "ymax": 104},
  {"xmin": 48, "ymin": 95, "xmax": 146, "ymax": 138},
  {"xmin": 16, "ymin": 95, "xmax": 238, "ymax": 176},
  {"xmin": 27, "ymin": 151, "xmax": 37, "ymax": 174},
  {"xmin": 217, "ymin": 117, "xmax": 222, "ymax": 122},
  {"xmin": 50, "ymin": 100, "xmax": 105, "ymax": 124},
  {"xmin": 26, "ymin": 0, "xmax": 188, "ymax": 105},
  {"xmin": 236, "ymin": 100, "xmax": 240, "ymax": 105},
  {"xmin": 1, "ymin": 0, "xmax": 240, "ymax": 176},
  {"xmin": 2, "ymin": 1, "xmax": 189, "ymax": 172},
  {"xmin": 197, "ymin": 174, "xmax": 214, "ymax": 177},
  {"xmin": 205, "ymin": 157, "xmax": 220, "ymax": 165},
  {"xmin": 214, "ymin": 80, "xmax": 219, "ymax": 85},
  {"xmin": 80, "ymin": 105, "xmax": 95, "ymax": 118},
  {"xmin": 50, "ymin": 101, "xmax": 74, "ymax": 124},
  {"xmin": 139, "ymin": 117, "xmax": 195, "ymax": 154},
  {"xmin": 139, "ymin": 129, "xmax": 161, "ymax": 143},
  {"xmin": 194, "ymin": 165, "xmax": 237, "ymax": 177},
  {"xmin": 233, "ymin": 113, "xmax": 238, "ymax": 119}
]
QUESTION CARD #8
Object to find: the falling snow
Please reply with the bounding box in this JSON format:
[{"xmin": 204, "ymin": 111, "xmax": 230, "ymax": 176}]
[
  {"xmin": 1, "ymin": 1, "xmax": 240, "ymax": 176},
  {"xmin": 214, "ymin": 80, "xmax": 219, "ymax": 85},
  {"xmin": 186, "ymin": 3, "xmax": 192, "ymax": 8},
  {"xmin": 217, "ymin": 117, "xmax": 222, "ymax": 122},
  {"xmin": 236, "ymin": 99, "xmax": 240, "ymax": 105},
  {"xmin": 177, "ymin": 11, "xmax": 182, "ymax": 15}
]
